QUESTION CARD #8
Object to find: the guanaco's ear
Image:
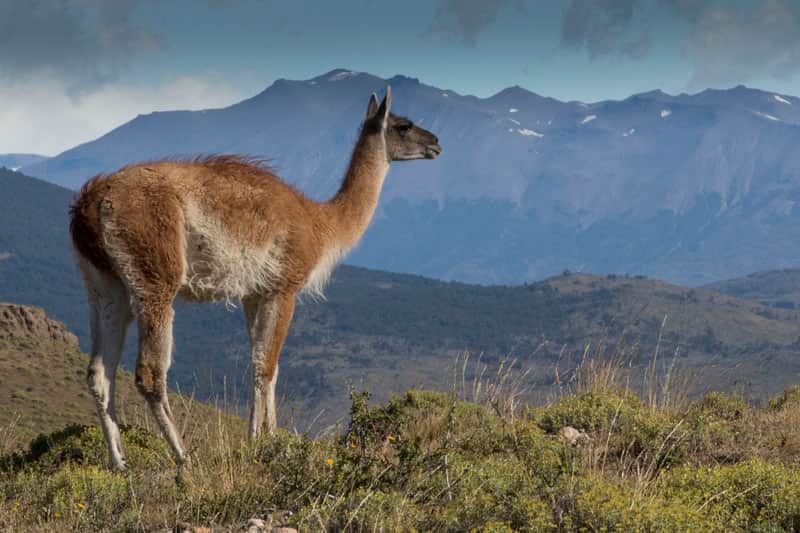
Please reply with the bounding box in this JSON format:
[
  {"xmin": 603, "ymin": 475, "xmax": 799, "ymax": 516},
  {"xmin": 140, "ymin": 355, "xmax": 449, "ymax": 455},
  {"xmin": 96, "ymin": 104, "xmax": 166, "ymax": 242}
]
[
  {"xmin": 366, "ymin": 93, "xmax": 379, "ymax": 118},
  {"xmin": 376, "ymin": 85, "xmax": 391, "ymax": 122}
]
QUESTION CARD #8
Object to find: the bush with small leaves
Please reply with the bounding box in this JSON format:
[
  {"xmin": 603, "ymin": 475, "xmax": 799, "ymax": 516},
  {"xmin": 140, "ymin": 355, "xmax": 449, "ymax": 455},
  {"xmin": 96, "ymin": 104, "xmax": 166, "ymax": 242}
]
[
  {"xmin": 563, "ymin": 474, "xmax": 712, "ymax": 532},
  {"xmin": 534, "ymin": 391, "xmax": 685, "ymax": 470},
  {"xmin": 1, "ymin": 424, "xmax": 170, "ymax": 473},
  {"xmin": 684, "ymin": 392, "xmax": 751, "ymax": 463},
  {"xmin": 658, "ymin": 460, "xmax": 800, "ymax": 532}
]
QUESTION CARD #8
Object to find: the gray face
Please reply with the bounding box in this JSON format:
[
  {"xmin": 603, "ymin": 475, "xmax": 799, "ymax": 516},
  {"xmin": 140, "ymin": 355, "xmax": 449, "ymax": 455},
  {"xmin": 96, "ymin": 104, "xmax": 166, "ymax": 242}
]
[
  {"xmin": 365, "ymin": 87, "xmax": 442, "ymax": 162},
  {"xmin": 385, "ymin": 113, "xmax": 441, "ymax": 161}
]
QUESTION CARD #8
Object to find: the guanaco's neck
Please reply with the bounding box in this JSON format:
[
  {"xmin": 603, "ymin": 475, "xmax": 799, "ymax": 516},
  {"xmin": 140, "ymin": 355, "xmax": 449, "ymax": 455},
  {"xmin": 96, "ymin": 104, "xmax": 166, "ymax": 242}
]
[{"xmin": 328, "ymin": 128, "xmax": 389, "ymax": 247}]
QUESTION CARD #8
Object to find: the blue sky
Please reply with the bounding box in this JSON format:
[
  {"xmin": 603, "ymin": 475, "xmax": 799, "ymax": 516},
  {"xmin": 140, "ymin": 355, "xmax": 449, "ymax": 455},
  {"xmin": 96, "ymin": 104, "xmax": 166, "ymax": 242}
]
[{"xmin": 2, "ymin": 0, "xmax": 800, "ymax": 154}]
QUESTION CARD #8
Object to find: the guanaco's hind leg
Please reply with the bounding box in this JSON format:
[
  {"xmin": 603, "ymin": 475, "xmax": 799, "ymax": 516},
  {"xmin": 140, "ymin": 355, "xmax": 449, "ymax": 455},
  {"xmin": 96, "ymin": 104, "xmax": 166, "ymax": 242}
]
[
  {"xmin": 243, "ymin": 292, "xmax": 295, "ymax": 439},
  {"xmin": 101, "ymin": 189, "xmax": 188, "ymax": 464},
  {"xmin": 81, "ymin": 260, "xmax": 132, "ymax": 471},
  {"xmin": 135, "ymin": 303, "xmax": 187, "ymax": 463}
]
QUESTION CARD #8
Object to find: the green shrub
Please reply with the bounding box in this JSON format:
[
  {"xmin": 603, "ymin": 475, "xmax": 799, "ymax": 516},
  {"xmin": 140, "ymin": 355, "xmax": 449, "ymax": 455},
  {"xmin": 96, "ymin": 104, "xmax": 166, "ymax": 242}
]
[
  {"xmin": 536, "ymin": 391, "xmax": 645, "ymax": 434},
  {"xmin": 564, "ymin": 474, "xmax": 712, "ymax": 532},
  {"xmin": 421, "ymin": 453, "xmax": 555, "ymax": 532},
  {"xmin": 4, "ymin": 464, "xmax": 132, "ymax": 530},
  {"xmin": 535, "ymin": 391, "xmax": 685, "ymax": 470},
  {"xmin": 684, "ymin": 392, "xmax": 751, "ymax": 463},
  {"xmin": 658, "ymin": 460, "xmax": 800, "ymax": 532},
  {"xmin": 1, "ymin": 424, "xmax": 170, "ymax": 473}
]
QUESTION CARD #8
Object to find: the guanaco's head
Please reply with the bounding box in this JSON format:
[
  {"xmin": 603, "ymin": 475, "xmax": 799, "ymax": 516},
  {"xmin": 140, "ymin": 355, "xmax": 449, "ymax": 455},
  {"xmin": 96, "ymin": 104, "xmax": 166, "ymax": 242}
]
[{"xmin": 365, "ymin": 86, "xmax": 442, "ymax": 161}]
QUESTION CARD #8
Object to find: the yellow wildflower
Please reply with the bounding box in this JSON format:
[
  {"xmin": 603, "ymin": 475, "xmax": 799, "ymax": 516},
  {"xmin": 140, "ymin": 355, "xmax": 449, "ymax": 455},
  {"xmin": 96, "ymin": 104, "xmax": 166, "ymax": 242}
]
[
  {"xmin": 387, "ymin": 435, "xmax": 396, "ymax": 442},
  {"xmin": 53, "ymin": 512, "xmax": 61, "ymax": 519},
  {"xmin": 76, "ymin": 502, "xmax": 86, "ymax": 510},
  {"xmin": 325, "ymin": 458, "xmax": 334, "ymax": 466},
  {"xmin": 13, "ymin": 501, "xmax": 21, "ymax": 509}
]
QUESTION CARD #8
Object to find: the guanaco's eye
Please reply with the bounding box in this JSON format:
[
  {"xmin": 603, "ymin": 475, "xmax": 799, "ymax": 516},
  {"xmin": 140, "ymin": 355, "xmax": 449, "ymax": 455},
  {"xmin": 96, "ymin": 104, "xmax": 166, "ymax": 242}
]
[{"xmin": 397, "ymin": 123, "xmax": 412, "ymax": 135}]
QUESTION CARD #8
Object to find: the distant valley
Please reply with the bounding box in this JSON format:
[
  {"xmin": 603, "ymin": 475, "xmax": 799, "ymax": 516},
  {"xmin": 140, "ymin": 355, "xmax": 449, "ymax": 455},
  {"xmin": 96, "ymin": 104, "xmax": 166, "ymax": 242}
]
[{"xmin": 3, "ymin": 167, "xmax": 800, "ymax": 427}]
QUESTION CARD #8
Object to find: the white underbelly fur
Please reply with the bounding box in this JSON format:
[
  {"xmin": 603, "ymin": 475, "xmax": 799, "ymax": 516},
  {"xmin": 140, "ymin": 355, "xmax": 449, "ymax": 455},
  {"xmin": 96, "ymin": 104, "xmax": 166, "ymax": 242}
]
[{"xmin": 180, "ymin": 207, "xmax": 284, "ymax": 301}]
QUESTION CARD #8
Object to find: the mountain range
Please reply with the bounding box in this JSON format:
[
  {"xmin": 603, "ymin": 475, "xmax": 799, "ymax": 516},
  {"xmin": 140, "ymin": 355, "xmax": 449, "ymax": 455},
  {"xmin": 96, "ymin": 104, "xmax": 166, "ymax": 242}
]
[
  {"xmin": 0, "ymin": 153, "xmax": 47, "ymax": 171},
  {"xmin": 16, "ymin": 69, "xmax": 800, "ymax": 286},
  {"xmin": 3, "ymin": 167, "xmax": 800, "ymax": 427}
]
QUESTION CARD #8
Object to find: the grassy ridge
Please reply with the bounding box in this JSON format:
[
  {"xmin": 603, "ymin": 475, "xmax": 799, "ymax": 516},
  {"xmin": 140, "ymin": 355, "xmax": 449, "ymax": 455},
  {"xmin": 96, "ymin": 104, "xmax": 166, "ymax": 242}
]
[{"xmin": 0, "ymin": 386, "xmax": 798, "ymax": 531}]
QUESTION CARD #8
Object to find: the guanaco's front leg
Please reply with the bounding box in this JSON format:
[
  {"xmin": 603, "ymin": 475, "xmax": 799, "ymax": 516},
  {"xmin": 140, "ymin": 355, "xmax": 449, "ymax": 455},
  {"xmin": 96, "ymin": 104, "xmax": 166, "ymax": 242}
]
[{"xmin": 243, "ymin": 292, "xmax": 295, "ymax": 439}]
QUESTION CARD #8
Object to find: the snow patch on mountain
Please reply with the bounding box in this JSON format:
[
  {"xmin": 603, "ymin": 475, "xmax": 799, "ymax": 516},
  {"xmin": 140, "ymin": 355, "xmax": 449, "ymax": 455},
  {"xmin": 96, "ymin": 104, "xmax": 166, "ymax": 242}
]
[
  {"xmin": 774, "ymin": 94, "xmax": 792, "ymax": 105},
  {"xmin": 660, "ymin": 109, "xmax": 671, "ymax": 118},
  {"xmin": 622, "ymin": 128, "xmax": 636, "ymax": 137},
  {"xmin": 581, "ymin": 115, "xmax": 597, "ymax": 124},
  {"xmin": 755, "ymin": 111, "xmax": 780, "ymax": 121},
  {"xmin": 509, "ymin": 118, "xmax": 520, "ymax": 125},
  {"xmin": 329, "ymin": 70, "xmax": 360, "ymax": 81},
  {"xmin": 509, "ymin": 108, "xmax": 518, "ymax": 113},
  {"xmin": 518, "ymin": 128, "xmax": 543, "ymax": 137}
]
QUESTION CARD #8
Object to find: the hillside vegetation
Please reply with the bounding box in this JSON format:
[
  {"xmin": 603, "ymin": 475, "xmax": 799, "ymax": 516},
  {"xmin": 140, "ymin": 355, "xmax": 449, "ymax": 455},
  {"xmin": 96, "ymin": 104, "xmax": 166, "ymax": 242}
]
[
  {"xmin": 0, "ymin": 305, "xmax": 798, "ymax": 530},
  {"xmin": 1, "ymin": 377, "xmax": 799, "ymax": 530}
]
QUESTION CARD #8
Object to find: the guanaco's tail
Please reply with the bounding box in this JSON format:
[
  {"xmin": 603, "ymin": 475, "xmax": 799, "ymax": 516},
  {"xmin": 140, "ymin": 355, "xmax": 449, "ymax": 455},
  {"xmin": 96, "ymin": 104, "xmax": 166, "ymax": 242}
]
[{"xmin": 69, "ymin": 175, "xmax": 114, "ymax": 273}]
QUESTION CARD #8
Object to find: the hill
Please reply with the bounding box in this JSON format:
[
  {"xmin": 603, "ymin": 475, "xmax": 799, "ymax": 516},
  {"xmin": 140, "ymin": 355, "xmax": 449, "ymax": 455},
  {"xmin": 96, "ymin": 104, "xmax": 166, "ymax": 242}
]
[
  {"xmin": 20, "ymin": 70, "xmax": 800, "ymax": 286},
  {"xmin": 706, "ymin": 269, "xmax": 800, "ymax": 309},
  {"xmin": 3, "ymin": 168, "xmax": 800, "ymax": 428},
  {"xmin": 0, "ymin": 302, "xmax": 240, "ymax": 449},
  {"xmin": 0, "ymin": 167, "xmax": 84, "ymax": 329}
]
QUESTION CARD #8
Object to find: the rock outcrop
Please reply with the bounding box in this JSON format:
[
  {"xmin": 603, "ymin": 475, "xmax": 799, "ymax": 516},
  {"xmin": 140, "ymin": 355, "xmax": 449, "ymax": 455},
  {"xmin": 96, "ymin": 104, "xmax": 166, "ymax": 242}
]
[{"xmin": 0, "ymin": 303, "xmax": 78, "ymax": 347}]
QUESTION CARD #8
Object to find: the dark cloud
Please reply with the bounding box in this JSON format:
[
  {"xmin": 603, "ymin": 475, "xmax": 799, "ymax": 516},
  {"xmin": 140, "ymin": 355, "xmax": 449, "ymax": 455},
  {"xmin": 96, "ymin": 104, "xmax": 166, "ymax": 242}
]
[
  {"xmin": 561, "ymin": 0, "xmax": 645, "ymax": 59},
  {"xmin": 679, "ymin": 1, "xmax": 800, "ymax": 90},
  {"xmin": 0, "ymin": 0, "xmax": 161, "ymax": 95},
  {"xmin": 432, "ymin": 0, "xmax": 524, "ymax": 45},
  {"xmin": 561, "ymin": 0, "xmax": 800, "ymax": 88},
  {"xmin": 660, "ymin": 0, "xmax": 706, "ymax": 18}
]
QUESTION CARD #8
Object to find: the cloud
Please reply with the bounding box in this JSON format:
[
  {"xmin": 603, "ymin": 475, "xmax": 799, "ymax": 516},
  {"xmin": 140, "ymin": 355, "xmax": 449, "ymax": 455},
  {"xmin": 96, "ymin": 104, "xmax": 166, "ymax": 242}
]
[
  {"xmin": 561, "ymin": 0, "xmax": 800, "ymax": 88},
  {"xmin": 0, "ymin": 0, "xmax": 161, "ymax": 95},
  {"xmin": 432, "ymin": 0, "xmax": 524, "ymax": 45},
  {"xmin": 0, "ymin": 73, "xmax": 247, "ymax": 155},
  {"xmin": 679, "ymin": 1, "xmax": 800, "ymax": 90},
  {"xmin": 561, "ymin": 0, "xmax": 646, "ymax": 59}
]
